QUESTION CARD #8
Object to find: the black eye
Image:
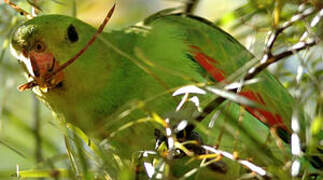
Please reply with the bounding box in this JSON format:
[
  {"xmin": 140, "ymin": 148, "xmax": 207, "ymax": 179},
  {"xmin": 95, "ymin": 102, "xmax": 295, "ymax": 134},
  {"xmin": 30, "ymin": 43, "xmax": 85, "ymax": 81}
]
[
  {"xmin": 56, "ymin": 81, "xmax": 63, "ymax": 88},
  {"xmin": 67, "ymin": 24, "xmax": 78, "ymax": 43},
  {"xmin": 36, "ymin": 44, "xmax": 42, "ymax": 50},
  {"xmin": 34, "ymin": 41, "xmax": 46, "ymax": 52}
]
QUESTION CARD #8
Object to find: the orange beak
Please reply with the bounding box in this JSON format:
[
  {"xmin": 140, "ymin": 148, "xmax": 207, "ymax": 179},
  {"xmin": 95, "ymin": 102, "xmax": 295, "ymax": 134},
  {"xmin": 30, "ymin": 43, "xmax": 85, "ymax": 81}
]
[{"xmin": 26, "ymin": 51, "xmax": 64, "ymax": 90}]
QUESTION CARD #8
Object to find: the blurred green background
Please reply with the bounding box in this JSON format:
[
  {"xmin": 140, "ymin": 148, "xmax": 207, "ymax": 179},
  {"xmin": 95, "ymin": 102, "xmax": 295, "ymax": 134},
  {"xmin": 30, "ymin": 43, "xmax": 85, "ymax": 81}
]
[{"xmin": 0, "ymin": 0, "xmax": 322, "ymax": 179}]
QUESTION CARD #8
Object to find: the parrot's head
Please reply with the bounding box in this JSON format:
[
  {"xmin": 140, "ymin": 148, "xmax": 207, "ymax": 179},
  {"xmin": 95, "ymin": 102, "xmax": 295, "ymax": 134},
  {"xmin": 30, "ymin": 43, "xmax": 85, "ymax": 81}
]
[{"xmin": 10, "ymin": 15, "xmax": 96, "ymax": 92}]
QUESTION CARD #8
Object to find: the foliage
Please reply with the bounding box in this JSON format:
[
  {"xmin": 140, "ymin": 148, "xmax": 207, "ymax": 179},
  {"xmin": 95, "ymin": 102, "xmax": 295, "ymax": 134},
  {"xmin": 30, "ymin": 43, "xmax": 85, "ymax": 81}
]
[{"xmin": 0, "ymin": 0, "xmax": 322, "ymax": 179}]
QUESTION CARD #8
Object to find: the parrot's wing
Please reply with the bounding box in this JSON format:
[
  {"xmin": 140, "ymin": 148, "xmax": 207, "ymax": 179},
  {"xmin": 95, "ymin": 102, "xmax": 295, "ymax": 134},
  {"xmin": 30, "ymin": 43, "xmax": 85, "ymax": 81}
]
[
  {"xmin": 127, "ymin": 12, "xmax": 290, "ymax": 169},
  {"xmin": 134, "ymin": 11, "xmax": 323, "ymax": 171},
  {"xmin": 141, "ymin": 12, "xmax": 297, "ymax": 140}
]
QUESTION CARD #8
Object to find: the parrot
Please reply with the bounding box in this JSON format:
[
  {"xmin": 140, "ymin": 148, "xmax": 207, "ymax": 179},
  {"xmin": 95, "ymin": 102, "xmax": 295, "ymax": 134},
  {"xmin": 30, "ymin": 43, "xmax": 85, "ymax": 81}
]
[{"xmin": 8, "ymin": 5, "xmax": 322, "ymax": 175}]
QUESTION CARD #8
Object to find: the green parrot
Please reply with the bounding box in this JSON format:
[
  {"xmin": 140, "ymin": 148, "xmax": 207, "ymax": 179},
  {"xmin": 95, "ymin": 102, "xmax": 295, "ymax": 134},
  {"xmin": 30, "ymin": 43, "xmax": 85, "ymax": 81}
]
[
  {"xmin": 9, "ymin": 6, "xmax": 322, "ymax": 173},
  {"xmin": 9, "ymin": 10, "xmax": 292, "ymax": 132}
]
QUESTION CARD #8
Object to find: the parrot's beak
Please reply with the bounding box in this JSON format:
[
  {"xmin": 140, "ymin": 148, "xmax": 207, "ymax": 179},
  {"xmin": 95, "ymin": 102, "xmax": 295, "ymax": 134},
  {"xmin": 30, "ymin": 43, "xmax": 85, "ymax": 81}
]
[
  {"xmin": 10, "ymin": 43, "xmax": 64, "ymax": 92},
  {"xmin": 26, "ymin": 51, "xmax": 64, "ymax": 91}
]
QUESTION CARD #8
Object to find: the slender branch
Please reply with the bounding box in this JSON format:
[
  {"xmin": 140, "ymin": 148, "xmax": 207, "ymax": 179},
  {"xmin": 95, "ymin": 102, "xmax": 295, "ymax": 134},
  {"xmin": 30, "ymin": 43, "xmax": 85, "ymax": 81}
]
[
  {"xmin": 245, "ymin": 39, "xmax": 317, "ymax": 81},
  {"xmin": 3, "ymin": 0, "xmax": 33, "ymax": 19},
  {"xmin": 184, "ymin": 0, "xmax": 200, "ymax": 14},
  {"xmin": 196, "ymin": 96, "xmax": 225, "ymax": 122},
  {"xmin": 28, "ymin": 0, "xmax": 41, "ymax": 16},
  {"xmin": 0, "ymin": 139, "xmax": 26, "ymax": 158},
  {"xmin": 72, "ymin": 0, "xmax": 77, "ymax": 17},
  {"xmin": 202, "ymin": 145, "xmax": 269, "ymax": 177},
  {"xmin": 265, "ymin": 6, "xmax": 315, "ymax": 55}
]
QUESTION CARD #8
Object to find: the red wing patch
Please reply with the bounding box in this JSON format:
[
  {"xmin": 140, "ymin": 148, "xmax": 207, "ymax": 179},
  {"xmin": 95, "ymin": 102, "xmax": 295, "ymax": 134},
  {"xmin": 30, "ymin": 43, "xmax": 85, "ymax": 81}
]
[
  {"xmin": 189, "ymin": 45, "xmax": 287, "ymax": 130},
  {"xmin": 239, "ymin": 91, "xmax": 287, "ymax": 130},
  {"xmin": 190, "ymin": 46, "xmax": 225, "ymax": 82}
]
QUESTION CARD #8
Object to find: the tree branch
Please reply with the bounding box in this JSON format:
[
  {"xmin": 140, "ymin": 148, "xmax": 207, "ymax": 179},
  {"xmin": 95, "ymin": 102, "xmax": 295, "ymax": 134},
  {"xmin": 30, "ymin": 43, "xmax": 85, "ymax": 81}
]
[
  {"xmin": 184, "ymin": 0, "xmax": 200, "ymax": 14},
  {"xmin": 195, "ymin": 5, "xmax": 321, "ymax": 123},
  {"xmin": 3, "ymin": 0, "xmax": 33, "ymax": 19}
]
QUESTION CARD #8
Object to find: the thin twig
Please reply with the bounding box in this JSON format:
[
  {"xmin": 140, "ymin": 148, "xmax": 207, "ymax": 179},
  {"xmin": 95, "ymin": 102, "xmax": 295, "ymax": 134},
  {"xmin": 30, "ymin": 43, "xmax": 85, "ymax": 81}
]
[
  {"xmin": 28, "ymin": 0, "xmax": 41, "ymax": 16},
  {"xmin": 265, "ymin": 6, "xmax": 315, "ymax": 55},
  {"xmin": 0, "ymin": 139, "xmax": 26, "ymax": 158},
  {"xmin": 184, "ymin": 0, "xmax": 200, "ymax": 14},
  {"xmin": 246, "ymin": 39, "xmax": 317, "ymax": 81},
  {"xmin": 72, "ymin": 0, "xmax": 77, "ymax": 17},
  {"xmin": 202, "ymin": 145, "xmax": 269, "ymax": 177},
  {"xmin": 3, "ymin": 0, "xmax": 33, "ymax": 19}
]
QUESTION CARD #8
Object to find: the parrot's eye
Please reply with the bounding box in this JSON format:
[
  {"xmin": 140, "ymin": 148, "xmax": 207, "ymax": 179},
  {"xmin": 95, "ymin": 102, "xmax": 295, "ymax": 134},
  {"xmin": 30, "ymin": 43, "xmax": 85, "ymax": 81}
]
[
  {"xmin": 34, "ymin": 41, "xmax": 46, "ymax": 52},
  {"xmin": 67, "ymin": 24, "xmax": 79, "ymax": 43}
]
